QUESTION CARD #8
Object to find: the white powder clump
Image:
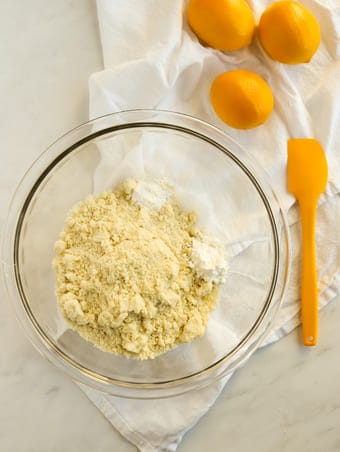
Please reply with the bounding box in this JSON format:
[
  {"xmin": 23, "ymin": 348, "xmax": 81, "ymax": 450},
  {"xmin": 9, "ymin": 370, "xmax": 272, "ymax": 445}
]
[
  {"xmin": 132, "ymin": 178, "xmax": 170, "ymax": 210},
  {"xmin": 190, "ymin": 238, "xmax": 229, "ymax": 284}
]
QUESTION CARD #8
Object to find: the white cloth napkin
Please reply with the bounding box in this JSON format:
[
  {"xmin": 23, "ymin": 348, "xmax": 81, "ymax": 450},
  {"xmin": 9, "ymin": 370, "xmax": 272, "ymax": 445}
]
[{"xmin": 77, "ymin": 1, "xmax": 340, "ymax": 450}]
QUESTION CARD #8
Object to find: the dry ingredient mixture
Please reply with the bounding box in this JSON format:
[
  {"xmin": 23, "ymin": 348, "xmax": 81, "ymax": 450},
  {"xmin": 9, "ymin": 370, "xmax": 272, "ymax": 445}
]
[{"xmin": 54, "ymin": 178, "xmax": 228, "ymax": 359}]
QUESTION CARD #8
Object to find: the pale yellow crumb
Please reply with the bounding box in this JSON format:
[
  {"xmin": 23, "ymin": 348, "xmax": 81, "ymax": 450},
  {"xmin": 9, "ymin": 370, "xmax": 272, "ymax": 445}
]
[{"xmin": 53, "ymin": 179, "xmax": 220, "ymax": 359}]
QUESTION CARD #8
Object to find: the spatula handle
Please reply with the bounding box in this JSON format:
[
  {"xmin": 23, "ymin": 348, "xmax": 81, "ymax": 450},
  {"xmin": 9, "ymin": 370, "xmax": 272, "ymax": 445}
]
[{"xmin": 300, "ymin": 199, "xmax": 318, "ymax": 346}]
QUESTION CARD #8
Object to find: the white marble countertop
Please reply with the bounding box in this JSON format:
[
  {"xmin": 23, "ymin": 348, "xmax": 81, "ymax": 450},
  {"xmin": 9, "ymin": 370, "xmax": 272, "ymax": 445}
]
[{"xmin": 1, "ymin": 1, "xmax": 339, "ymax": 451}]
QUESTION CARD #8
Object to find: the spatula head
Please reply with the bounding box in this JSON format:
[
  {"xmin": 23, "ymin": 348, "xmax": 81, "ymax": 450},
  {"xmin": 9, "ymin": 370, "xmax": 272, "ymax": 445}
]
[{"xmin": 287, "ymin": 139, "xmax": 328, "ymax": 199}]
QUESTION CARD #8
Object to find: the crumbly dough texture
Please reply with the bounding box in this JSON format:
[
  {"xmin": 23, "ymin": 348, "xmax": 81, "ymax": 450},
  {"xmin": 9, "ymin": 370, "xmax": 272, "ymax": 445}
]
[{"xmin": 54, "ymin": 179, "xmax": 219, "ymax": 359}]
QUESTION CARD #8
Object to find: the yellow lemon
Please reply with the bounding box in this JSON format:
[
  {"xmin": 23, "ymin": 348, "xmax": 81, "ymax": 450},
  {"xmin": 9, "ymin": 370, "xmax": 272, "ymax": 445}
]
[
  {"xmin": 187, "ymin": 0, "xmax": 255, "ymax": 51},
  {"xmin": 258, "ymin": 1, "xmax": 321, "ymax": 64},
  {"xmin": 210, "ymin": 70, "xmax": 274, "ymax": 129}
]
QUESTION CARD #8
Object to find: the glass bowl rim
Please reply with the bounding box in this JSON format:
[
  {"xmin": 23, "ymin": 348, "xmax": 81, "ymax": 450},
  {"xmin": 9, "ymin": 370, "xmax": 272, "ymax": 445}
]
[{"xmin": 1, "ymin": 109, "xmax": 291, "ymax": 398}]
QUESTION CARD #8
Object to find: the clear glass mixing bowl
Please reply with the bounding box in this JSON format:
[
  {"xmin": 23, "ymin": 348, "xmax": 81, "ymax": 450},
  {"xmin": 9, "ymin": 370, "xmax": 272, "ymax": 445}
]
[{"xmin": 2, "ymin": 110, "xmax": 290, "ymax": 398}]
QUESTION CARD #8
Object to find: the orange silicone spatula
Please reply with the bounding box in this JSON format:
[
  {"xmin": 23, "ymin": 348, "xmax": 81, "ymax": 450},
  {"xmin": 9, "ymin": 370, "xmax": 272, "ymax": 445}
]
[{"xmin": 287, "ymin": 139, "xmax": 328, "ymax": 346}]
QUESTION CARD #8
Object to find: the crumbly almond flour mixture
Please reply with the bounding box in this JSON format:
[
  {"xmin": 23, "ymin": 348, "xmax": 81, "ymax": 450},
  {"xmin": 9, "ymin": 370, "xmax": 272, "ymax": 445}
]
[{"xmin": 54, "ymin": 178, "xmax": 228, "ymax": 359}]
